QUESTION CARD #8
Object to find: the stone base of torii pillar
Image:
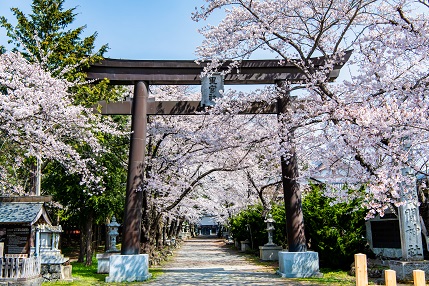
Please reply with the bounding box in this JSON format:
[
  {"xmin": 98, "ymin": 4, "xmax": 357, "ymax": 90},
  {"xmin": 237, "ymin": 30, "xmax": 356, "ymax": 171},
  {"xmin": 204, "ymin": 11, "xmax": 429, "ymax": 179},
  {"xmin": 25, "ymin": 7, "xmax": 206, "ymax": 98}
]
[
  {"xmin": 277, "ymin": 251, "xmax": 323, "ymax": 278},
  {"xmin": 105, "ymin": 254, "xmax": 152, "ymax": 283}
]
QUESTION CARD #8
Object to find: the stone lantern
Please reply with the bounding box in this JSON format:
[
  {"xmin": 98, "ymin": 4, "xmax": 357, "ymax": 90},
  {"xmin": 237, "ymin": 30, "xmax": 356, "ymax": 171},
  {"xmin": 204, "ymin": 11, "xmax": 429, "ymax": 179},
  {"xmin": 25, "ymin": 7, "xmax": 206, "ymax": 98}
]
[
  {"xmin": 96, "ymin": 216, "xmax": 121, "ymax": 274},
  {"xmin": 259, "ymin": 213, "xmax": 282, "ymax": 261},
  {"xmin": 107, "ymin": 216, "xmax": 120, "ymax": 252},
  {"xmin": 265, "ymin": 214, "xmax": 275, "ymax": 246}
]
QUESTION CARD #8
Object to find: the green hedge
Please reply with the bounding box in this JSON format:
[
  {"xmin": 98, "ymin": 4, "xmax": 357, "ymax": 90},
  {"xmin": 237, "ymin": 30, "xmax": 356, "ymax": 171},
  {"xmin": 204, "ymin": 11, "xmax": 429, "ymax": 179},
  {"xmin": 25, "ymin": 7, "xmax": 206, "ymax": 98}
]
[
  {"xmin": 228, "ymin": 183, "xmax": 367, "ymax": 269},
  {"xmin": 302, "ymin": 183, "xmax": 368, "ymax": 269}
]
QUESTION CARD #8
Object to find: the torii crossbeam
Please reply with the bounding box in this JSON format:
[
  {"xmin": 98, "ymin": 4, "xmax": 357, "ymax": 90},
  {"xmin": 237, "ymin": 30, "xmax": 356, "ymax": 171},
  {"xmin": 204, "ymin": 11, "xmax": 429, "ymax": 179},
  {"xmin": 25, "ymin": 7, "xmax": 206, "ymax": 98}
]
[{"xmin": 86, "ymin": 52, "xmax": 351, "ymax": 255}]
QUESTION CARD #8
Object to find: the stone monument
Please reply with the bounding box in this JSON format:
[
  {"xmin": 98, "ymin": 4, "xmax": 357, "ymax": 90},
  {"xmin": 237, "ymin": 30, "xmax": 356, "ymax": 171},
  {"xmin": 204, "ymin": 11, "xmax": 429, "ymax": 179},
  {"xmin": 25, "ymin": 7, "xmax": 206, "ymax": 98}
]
[
  {"xmin": 259, "ymin": 214, "xmax": 282, "ymax": 261},
  {"xmin": 388, "ymin": 171, "xmax": 429, "ymax": 281},
  {"xmin": 365, "ymin": 211, "xmax": 402, "ymax": 259}
]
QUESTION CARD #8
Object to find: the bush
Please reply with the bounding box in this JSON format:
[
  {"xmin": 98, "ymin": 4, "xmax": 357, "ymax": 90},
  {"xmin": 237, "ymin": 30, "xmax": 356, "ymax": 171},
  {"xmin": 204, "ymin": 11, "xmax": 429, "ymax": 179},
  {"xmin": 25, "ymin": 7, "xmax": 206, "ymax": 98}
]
[
  {"xmin": 302, "ymin": 183, "xmax": 367, "ymax": 269},
  {"xmin": 229, "ymin": 205, "xmax": 265, "ymax": 249},
  {"xmin": 269, "ymin": 203, "xmax": 288, "ymax": 248},
  {"xmin": 228, "ymin": 203, "xmax": 287, "ymax": 249},
  {"xmin": 228, "ymin": 183, "xmax": 368, "ymax": 269}
]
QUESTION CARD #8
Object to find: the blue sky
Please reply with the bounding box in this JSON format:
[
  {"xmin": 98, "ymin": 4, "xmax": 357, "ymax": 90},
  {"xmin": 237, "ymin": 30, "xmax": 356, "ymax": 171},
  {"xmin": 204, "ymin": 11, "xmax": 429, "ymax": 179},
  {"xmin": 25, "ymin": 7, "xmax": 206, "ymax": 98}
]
[
  {"xmin": 0, "ymin": 0, "xmax": 270, "ymax": 92},
  {"xmin": 0, "ymin": 1, "xmax": 352, "ymax": 89},
  {"xmin": 0, "ymin": 0, "xmax": 210, "ymax": 60}
]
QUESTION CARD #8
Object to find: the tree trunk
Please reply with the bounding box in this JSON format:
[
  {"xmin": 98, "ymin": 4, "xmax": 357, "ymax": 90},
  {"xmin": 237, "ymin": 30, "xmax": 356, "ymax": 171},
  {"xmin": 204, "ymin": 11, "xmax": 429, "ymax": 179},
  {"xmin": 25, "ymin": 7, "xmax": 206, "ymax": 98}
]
[
  {"xmin": 94, "ymin": 224, "xmax": 99, "ymax": 249},
  {"xmin": 175, "ymin": 220, "xmax": 183, "ymax": 238},
  {"xmin": 162, "ymin": 225, "xmax": 166, "ymax": 246},
  {"xmin": 85, "ymin": 210, "xmax": 95, "ymax": 266},
  {"xmin": 29, "ymin": 160, "xmax": 37, "ymax": 195},
  {"xmin": 105, "ymin": 217, "xmax": 111, "ymax": 252},
  {"xmin": 78, "ymin": 229, "xmax": 85, "ymax": 263},
  {"xmin": 163, "ymin": 217, "xmax": 169, "ymax": 245},
  {"xmin": 154, "ymin": 215, "xmax": 162, "ymax": 249},
  {"xmin": 168, "ymin": 220, "xmax": 176, "ymax": 239},
  {"xmin": 98, "ymin": 224, "xmax": 102, "ymax": 248}
]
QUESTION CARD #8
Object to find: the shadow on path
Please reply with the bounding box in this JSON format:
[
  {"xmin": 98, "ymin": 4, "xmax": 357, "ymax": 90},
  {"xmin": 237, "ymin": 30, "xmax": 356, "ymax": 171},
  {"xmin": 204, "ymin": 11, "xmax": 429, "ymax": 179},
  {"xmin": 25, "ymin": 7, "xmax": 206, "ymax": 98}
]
[{"xmin": 146, "ymin": 235, "xmax": 320, "ymax": 286}]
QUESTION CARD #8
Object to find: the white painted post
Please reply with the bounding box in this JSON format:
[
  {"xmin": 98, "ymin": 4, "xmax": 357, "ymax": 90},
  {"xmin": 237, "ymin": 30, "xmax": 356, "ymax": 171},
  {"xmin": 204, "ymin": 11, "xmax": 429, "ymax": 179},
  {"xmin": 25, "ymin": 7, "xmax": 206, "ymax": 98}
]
[
  {"xmin": 355, "ymin": 253, "xmax": 368, "ymax": 286},
  {"xmin": 35, "ymin": 156, "xmax": 42, "ymax": 196},
  {"xmin": 413, "ymin": 269, "xmax": 425, "ymax": 286},
  {"xmin": 35, "ymin": 227, "xmax": 40, "ymax": 257}
]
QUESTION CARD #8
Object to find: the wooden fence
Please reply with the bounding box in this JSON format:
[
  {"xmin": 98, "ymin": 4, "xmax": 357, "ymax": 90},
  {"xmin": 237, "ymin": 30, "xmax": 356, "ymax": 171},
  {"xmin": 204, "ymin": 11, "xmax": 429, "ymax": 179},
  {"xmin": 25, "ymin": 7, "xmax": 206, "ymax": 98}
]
[
  {"xmin": 0, "ymin": 256, "xmax": 41, "ymax": 279},
  {"xmin": 355, "ymin": 253, "xmax": 426, "ymax": 286}
]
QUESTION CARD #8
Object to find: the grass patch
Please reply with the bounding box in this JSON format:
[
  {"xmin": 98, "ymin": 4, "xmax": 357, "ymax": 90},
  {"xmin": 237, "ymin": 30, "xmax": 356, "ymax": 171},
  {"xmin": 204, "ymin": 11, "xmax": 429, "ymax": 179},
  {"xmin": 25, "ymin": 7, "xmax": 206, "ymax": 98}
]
[
  {"xmin": 44, "ymin": 260, "xmax": 105, "ymax": 286},
  {"xmin": 293, "ymin": 268, "xmax": 355, "ymax": 285},
  {"xmin": 43, "ymin": 255, "xmax": 163, "ymax": 285},
  {"xmin": 45, "ymin": 243, "xmax": 362, "ymax": 285},
  {"xmin": 223, "ymin": 244, "xmax": 359, "ymax": 285}
]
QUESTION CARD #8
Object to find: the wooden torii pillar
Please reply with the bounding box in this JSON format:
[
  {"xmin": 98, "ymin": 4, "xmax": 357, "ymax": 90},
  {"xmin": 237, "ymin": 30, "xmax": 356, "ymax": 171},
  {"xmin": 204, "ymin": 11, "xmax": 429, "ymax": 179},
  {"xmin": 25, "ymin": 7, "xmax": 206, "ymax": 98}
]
[{"xmin": 86, "ymin": 52, "xmax": 351, "ymax": 255}]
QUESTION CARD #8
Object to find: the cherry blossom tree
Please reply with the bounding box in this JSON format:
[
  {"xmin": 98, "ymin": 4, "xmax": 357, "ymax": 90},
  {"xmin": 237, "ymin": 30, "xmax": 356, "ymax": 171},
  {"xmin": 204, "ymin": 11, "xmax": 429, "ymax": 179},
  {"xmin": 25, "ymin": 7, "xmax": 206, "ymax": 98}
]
[
  {"xmin": 0, "ymin": 51, "xmax": 120, "ymax": 195},
  {"xmin": 141, "ymin": 113, "xmax": 271, "ymax": 249},
  {"xmin": 1, "ymin": 0, "xmax": 127, "ymax": 265},
  {"xmin": 192, "ymin": 0, "xmax": 429, "ymax": 219}
]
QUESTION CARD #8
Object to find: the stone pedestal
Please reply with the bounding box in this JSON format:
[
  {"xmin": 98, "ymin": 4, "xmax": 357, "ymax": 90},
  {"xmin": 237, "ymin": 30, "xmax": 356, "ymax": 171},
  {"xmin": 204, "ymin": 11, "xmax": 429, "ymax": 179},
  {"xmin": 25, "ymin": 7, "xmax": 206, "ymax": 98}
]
[
  {"xmin": 96, "ymin": 252, "xmax": 120, "ymax": 273},
  {"xmin": 259, "ymin": 245, "xmax": 282, "ymax": 261},
  {"xmin": 277, "ymin": 251, "xmax": 322, "ymax": 278},
  {"xmin": 240, "ymin": 240, "xmax": 251, "ymax": 252},
  {"xmin": 105, "ymin": 254, "xmax": 152, "ymax": 282},
  {"xmin": 388, "ymin": 260, "xmax": 429, "ymax": 281},
  {"xmin": 61, "ymin": 265, "xmax": 73, "ymax": 282}
]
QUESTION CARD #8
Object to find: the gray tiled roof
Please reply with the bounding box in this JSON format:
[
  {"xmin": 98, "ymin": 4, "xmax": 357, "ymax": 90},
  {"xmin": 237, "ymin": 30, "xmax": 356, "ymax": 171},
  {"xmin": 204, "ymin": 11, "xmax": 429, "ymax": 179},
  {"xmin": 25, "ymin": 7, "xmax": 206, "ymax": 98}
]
[{"xmin": 0, "ymin": 202, "xmax": 44, "ymax": 224}]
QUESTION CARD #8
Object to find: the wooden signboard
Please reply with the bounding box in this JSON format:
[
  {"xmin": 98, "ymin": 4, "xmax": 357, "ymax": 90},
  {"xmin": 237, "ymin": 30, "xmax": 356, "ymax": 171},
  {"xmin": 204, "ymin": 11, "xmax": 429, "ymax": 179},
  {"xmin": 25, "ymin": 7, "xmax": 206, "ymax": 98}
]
[{"xmin": 5, "ymin": 226, "xmax": 30, "ymax": 255}]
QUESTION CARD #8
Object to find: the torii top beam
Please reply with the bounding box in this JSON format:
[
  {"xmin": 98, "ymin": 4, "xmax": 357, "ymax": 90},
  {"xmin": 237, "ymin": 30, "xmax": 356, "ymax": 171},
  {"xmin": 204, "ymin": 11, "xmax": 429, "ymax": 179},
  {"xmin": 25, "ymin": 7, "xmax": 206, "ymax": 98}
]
[{"xmin": 86, "ymin": 51, "xmax": 352, "ymax": 85}]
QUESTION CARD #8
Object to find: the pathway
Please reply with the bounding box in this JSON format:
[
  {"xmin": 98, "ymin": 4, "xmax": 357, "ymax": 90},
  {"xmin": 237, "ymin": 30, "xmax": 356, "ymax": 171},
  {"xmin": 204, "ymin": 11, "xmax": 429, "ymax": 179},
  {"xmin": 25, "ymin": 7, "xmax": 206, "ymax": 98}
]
[{"xmin": 146, "ymin": 236, "xmax": 320, "ymax": 286}]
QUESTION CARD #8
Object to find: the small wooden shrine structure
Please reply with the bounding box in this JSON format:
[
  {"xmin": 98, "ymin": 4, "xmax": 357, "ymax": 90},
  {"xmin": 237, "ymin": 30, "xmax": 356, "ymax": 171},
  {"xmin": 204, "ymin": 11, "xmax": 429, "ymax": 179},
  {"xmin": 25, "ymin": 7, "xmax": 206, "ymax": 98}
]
[{"xmin": 0, "ymin": 196, "xmax": 70, "ymax": 283}]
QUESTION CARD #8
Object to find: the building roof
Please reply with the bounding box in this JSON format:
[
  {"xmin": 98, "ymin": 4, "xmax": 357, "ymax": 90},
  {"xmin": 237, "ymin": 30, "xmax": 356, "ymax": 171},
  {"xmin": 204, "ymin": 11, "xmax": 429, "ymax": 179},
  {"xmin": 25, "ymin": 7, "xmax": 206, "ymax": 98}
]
[{"xmin": 0, "ymin": 202, "xmax": 52, "ymax": 225}]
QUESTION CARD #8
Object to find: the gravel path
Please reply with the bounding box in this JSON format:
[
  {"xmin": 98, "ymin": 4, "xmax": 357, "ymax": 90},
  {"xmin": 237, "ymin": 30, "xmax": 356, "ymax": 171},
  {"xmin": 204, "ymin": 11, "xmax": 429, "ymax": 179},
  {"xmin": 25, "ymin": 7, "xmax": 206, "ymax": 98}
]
[{"xmin": 146, "ymin": 236, "xmax": 321, "ymax": 286}]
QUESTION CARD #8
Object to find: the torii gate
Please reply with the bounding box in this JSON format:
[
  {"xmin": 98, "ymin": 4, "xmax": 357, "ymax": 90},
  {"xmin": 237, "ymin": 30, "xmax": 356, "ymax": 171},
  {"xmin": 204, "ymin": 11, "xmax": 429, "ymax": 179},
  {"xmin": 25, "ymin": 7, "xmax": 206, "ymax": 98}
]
[{"xmin": 86, "ymin": 52, "xmax": 351, "ymax": 256}]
